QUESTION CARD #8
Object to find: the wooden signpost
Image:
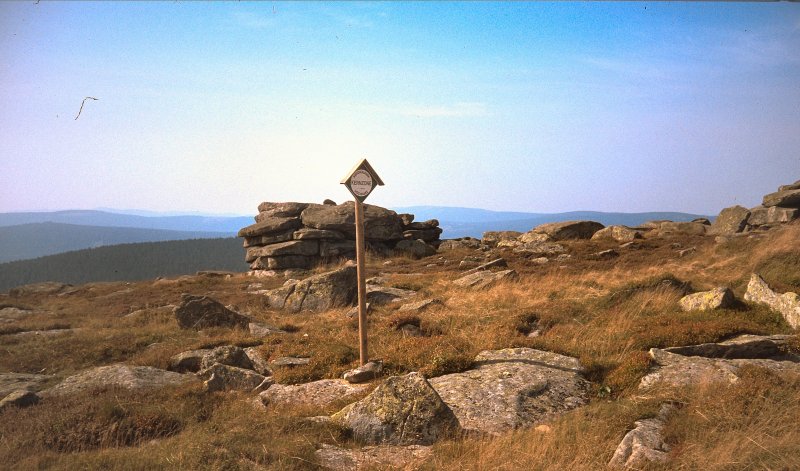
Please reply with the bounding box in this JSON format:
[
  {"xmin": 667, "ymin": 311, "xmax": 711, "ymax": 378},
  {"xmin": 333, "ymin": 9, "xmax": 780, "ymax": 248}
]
[{"xmin": 341, "ymin": 159, "xmax": 384, "ymax": 366}]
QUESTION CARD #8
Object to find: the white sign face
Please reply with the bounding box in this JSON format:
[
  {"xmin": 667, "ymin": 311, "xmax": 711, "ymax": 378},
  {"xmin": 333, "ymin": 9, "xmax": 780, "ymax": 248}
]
[{"xmin": 349, "ymin": 169, "xmax": 373, "ymax": 198}]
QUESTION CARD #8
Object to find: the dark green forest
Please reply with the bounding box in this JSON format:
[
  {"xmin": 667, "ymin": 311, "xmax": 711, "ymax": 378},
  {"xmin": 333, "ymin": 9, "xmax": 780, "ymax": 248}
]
[{"xmin": 0, "ymin": 238, "xmax": 247, "ymax": 292}]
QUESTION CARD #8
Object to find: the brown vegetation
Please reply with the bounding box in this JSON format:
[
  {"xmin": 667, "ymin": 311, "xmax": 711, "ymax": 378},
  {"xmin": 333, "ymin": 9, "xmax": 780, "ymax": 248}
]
[{"xmin": 1, "ymin": 223, "xmax": 798, "ymax": 469}]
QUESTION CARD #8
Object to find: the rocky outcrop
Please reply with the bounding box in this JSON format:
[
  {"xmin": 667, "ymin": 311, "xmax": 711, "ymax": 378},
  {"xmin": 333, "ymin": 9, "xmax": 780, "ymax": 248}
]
[
  {"xmin": 743, "ymin": 274, "xmax": 800, "ymax": 328},
  {"xmin": 429, "ymin": 348, "xmax": 590, "ymax": 435},
  {"xmin": 608, "ymin": 404, "xmax": 675, "ymax": 469},
  {"xmin": 0, "ymin": 372, "xmax": 53, "ymax": 398},
  {"xmin": 678, "ymin": 287, "xmax": 736, "ymax": 312},
  {"xmin": 344, "ymin": 361, "xmax": 383, "ymax": 384},
  {"xmin": 260, "ymin": 379, "xmax": 370, "ymax": 409},
  {"xmin": 332, "ymin": 372, "xmax": 459, "ymax": 446},
  {"xmin": 747, "ymin": 206, "xmax": 799, "ymax": 227},
  {"xmin": 239, "ymin": 201, "xmax": 443, "ymax": 271},
  {"xmin": 315, "ymin": 443, "xmax": 432, "ymax": 471},
  {"xmin": 663, "ymin": 334, "xmax": 798, "ymax": 361},
  {"xmin": 528, "ymin": 220, "xmax": 604, "ymax": 240},
  {"xmin": 173, "ymin": 295, "xmax": 250, "ymax": 330},
  {"xmin": 762, "ymin": 188, "xmax": 800, "ymax": 208},
  {"xmin": 438, "ymin": 238, "xmax": 481, "ymax": 251},
  {"xmin": 265, "ymin": 265, "xmax": 357, "ymax": 312},
  {"xmin": 43, "ymin": 364, "xmax": 198, "ymax": 396},
  {"xmin": 709, "ymin": 205, "xmax": 750, "ymax": 235},
  {"xmin": 453, "ymin": 269, "xmax": 518, "ymax": 290},
  {"xmin": 366, "ymin": 285, "xmax": 417, "ymax": 305}
]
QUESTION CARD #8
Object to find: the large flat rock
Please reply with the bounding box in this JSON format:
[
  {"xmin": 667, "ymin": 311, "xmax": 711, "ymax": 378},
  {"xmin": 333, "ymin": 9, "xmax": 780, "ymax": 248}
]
[
  {"xmin": 0, "ymin": 372, "xmax": 54, "ymax": 397},
  {"xmin": 43, "ymin": 364, "xmax": 199, "ymax": 396},
  {"xmin": 260, "ymin": 379, "xmax": 369, "ymax": 409},
  {"xmin": 316, "ymin": 443, "xmax": 432, "ymax": 470},
  {"xmin": 429, "ymin": 348, "xmax": 590, "ymax": 435}
]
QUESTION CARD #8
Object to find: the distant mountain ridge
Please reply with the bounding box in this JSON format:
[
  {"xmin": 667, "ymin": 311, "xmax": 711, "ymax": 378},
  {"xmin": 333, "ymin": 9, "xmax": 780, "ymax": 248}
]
[{"xmin": 0, "ymin": 210, "xmax": 252, "ymax": 233}]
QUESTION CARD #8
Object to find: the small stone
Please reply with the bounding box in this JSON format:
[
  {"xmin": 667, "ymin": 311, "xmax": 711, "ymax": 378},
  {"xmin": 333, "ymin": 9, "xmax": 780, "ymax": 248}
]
[
  {"xmin": 271, "ymin": 356, "xmax": 311, "ymax": 367},
  {"xmin": 344, "ymin": 360, "xmax": 383, "ymax": 383},
  {"xmin": 678, "ymin": 287, "xmax": 736, "ymax": 312}
]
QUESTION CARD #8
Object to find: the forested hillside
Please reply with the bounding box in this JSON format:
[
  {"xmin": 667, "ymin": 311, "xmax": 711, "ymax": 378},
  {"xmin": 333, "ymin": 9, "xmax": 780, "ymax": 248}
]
[
  {"xmin": 0, "ymin": 238, "xmax": 247, "ymax": 292},
  {"xmin": 0, "ymin": 222, "xmax": 234, "ymax": 263}
]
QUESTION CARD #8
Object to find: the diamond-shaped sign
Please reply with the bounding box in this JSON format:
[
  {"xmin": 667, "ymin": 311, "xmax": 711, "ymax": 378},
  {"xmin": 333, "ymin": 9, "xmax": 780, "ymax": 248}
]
[{"xmin": 341, "ymin": 159, "xmax": 384, "ymax": 202}]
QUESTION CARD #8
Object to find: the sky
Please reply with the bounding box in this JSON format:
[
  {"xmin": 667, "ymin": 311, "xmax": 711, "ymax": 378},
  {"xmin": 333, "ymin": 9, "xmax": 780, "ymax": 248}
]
[{"xmin": 1, "ymin": 2, "xmax": 799, "ymax": 216}]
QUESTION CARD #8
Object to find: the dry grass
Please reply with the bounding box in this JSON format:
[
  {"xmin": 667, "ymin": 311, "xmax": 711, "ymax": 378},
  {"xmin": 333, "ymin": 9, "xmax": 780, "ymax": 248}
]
[{"xmin": 1, "ymin": 224, "xmax": 799, "ymax": 469}]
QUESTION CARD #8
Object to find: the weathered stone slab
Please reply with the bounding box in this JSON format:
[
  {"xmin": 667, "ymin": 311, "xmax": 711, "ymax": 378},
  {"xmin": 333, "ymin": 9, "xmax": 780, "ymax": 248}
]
[
  {"xmin": 744, "ymin": 273, "xmax": 800, "ymax": 328},
  {"xmin": 394, "ymin": 239, "xmax": 436, "ymax": 259},
  {"xmin": 482, "ymin": 231, "xmax": 522, "ymax": 247},
  {"xmin": 260, "ymin": 379, "xmax": 369, "ymax": 409},
  {"xmin": 748, "ymin": 206, "xmax": 799, "ymax": 226},
  {"xmin": 763, "ymin": 188, "xmax": 800, "ymax": 208},
  {"xmin": 245, "ymin": 240, "xmax": 319, "ymax": 262},
  {"xmin": 664, "ymin": 334, "xmax": 798, "ymax": 361},
  {"xmin": 43, "ymin": 365, "xmax": 198, "ymax": 396},
  {"xmin": 778, "ymin": 180, "xmax": 800, "ymax": 192},
  {"xmin": 238, "ymin": 217, "xmax": 302, "ymax": 238},
  {"xmin": 251, "ymin": 255, "xmax": 315, "ymax": 270},
  {"xmin": 453, "ymin": 269, "xmax": 518, "ymax": 290},
  {"xmin": 678, "ymin": 287, "xmax": 736, "ymax": 312},
  {"xmin": 320, "ymin": 240, "xmax": 356, "ymax": 258},
  {"xmin": 429, "ymin": 348, "xmax": 589, "ymax": 435},
  {"xmin": 513, "ymin": 242, "xmax": 566, "ymax": 257},
  {"xmin": 398, "ymin": 298, "xmax": 444, "ymax": 312},
  {"xmin": 198, "ymin": 363, "xmax": 269, "ymax": 392},
  {"xmin": 366, "ymin": 285, "xmax": 417, "ymax": 305},
  {"xmin": 438, "ymin": 238, "xmax": 481, "ymax": 250},
  {"xmin": 243, "ymin": 230, "xmax": 294, "ymax": 248},
  {"xmin": 301, "ymin": 203, "xmax": 404, "ymax": 241},
  {"xmin": 591, "ymin": 225, "xmax": 643, "ymax": 243},
  {"xmin": 0, "ymin": 372, "xmax": 53, "ymax": 397},
  {"xmin": 639, "ymin": 348, "xmax": 800, "ymax": 389},
  {"xmin": 332, "ymin": 372, "xmax": 459, "ymax": 446},
  {"xmin": 168, "ymin": 349, "xmax": 212, "ymax": 373},
  {"xmin": 256, "ymin": 202, "xmax": 309, "ymax": 219},
  {"xmin": 293, "ymin": 228, "xmax": 346, "ymax": 240},
  {"xmin": 530, "ymin": 220, "xmax": 604, "ymax": 240}
]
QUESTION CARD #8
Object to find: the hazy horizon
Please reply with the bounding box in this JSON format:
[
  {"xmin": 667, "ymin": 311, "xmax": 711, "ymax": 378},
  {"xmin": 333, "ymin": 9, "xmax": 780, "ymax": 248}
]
[{"xmin": 2, "ymin": 2, "xmax": 798, "ymax": 216}]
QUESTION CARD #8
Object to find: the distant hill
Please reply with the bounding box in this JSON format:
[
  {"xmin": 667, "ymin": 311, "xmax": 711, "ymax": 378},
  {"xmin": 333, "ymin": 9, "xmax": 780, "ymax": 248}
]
[
  {"xmin": 0, "ymin": 223, "xmax": 234, "ymax": 263},
  {"xmin": 0, "ymin": 238, "xmax": 247, "ymax": 292},
  {"xmin": 392, "ymin": 206, "xmax": 711, "ymax": 238},
  {"xmin": 0, "ymin": 210, "xmax": 252, "ymax": 233}
]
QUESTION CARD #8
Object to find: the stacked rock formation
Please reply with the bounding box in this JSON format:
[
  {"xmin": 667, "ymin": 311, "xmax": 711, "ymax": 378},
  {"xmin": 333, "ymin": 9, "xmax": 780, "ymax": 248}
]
[
  {"xmin": 238, "ymin": 201, "xmax": 442, "ymax": 271},
  {"xmin": 711, "ymin": 179, "xmax": 800, "ymax": 235}
]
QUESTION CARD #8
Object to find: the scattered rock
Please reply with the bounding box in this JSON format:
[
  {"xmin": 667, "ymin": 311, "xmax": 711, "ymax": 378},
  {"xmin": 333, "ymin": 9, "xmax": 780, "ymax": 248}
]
[
  {"xmin": 429, "ymin": 348, "xmax": 589, "ymax": 435},
  {"xmin": 0, "ymin": 390, "xmax": 40, "ymax": 411},
  {"xmin": 655, "ymin": 221, "xmax": 708, "ymax": 236},
  {"xmin": 315, "ymin": 443, "xmax": 432, "ymax": 471},
  {"xmin": 174, "ymin": 294, "xmax": 250, "ymax": 330},
  {"xmin": 591, "ymin": 225, "xmax": 643, "ymax": 243},
  {"xmin": 244, "ymin": 347, "xmax": 272, "ymax": 376},
  {"xmin": 453, "ymin": 269, "xmax": 519, "ymax": 290},
  {"xmin": 587, "ymin": 249, "xmax": 619, "ymax": 260},
  {"xmin": 43, "ymin": 365, "xmax": 198, "ymax": 396},
  {"xmin": 678, "ymin": 287, "xmax": 736, "ymax": 312},
  {"xmin": 463, "ymin": 258, "xmax": 508, "ymax": 274},
  {"xmin": 709, "ymin": 205, "xmax": 751, "ymax": 235},
  {"xmin": 271, "ymin": 357, "xmax": 311, "ymax": 368},
  {"xmin": 482, "ymin": 231, "xmax": 522, "ymax": 247},
  {"xmin": 344, "ymin": 361, "xmax": 383, "ymax": 383},
  {"xmin": 519, "ymin": 231, "xmax": 552, "ymax": 244},
  {"xmin": 332, "ymin": 372, "xmax": 459, "ymax": 446},
  {"xmin": 366, "ymin": 285, "xmax": 417, "ymax": 305},
  {"xmin": 608, "ymin": 404, "xmax": 675, "ymax": 469},
  {"xmin": 168, "ymin": 349, "xmax": 212, "ymax": 373},
  {"xmin": 249, "ymin": 322, "xmax": 286, "ymax": 337},
  {"xmin": 438, "ymin": 238, "xmax": 481, "ymax": 250},
  {"xmin": 346, "ymin": 303, "xmax": 372, "ymax": 319},
  {"xmin": 267, "ymin": 265, "xmax": 357, "ymax": 313},
  {"xmin": 261, "ymin": 379, "xmax": 370, "ymax": 409},
  {"xmin": 0, "ymin": 373, "xmax": 53, "ymax": 397},
  {"xmin": 398, "ymin": 298, "xmax": 443, "ymax": 312},
  {"xmin": 529, "ymin": 220, "xmax": 604, "ymax": 240},
  {"xmin": 198, "ymin": 363, "xmax": 270, "ymax": 393},
  {"xmin": 513, "ymin": 241, "xmax": 567, "ymax": 257},
  {"xmin": 744, "ymin": 274, "xmax": 800, "ymax": 328},
  {"xmin": 198, "ymin": 346, "xmax": 254, "ymax": 371}
]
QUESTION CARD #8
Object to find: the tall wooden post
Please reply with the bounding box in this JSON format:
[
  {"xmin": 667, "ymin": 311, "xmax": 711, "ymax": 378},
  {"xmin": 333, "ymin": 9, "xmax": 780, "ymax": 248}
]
[
  {"xmin": 354, "ymin": 199, "xmax": 369, "ymax": 365},
  {"xmin": 341, "ymin": 159, "xmax": 384, "ymax": 367}
]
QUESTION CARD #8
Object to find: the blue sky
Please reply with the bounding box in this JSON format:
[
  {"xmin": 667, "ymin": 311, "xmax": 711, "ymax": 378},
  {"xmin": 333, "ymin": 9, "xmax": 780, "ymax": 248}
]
[{"xmin": 1, "ymin": 2, "xmax": 798, "ymax": 216}]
